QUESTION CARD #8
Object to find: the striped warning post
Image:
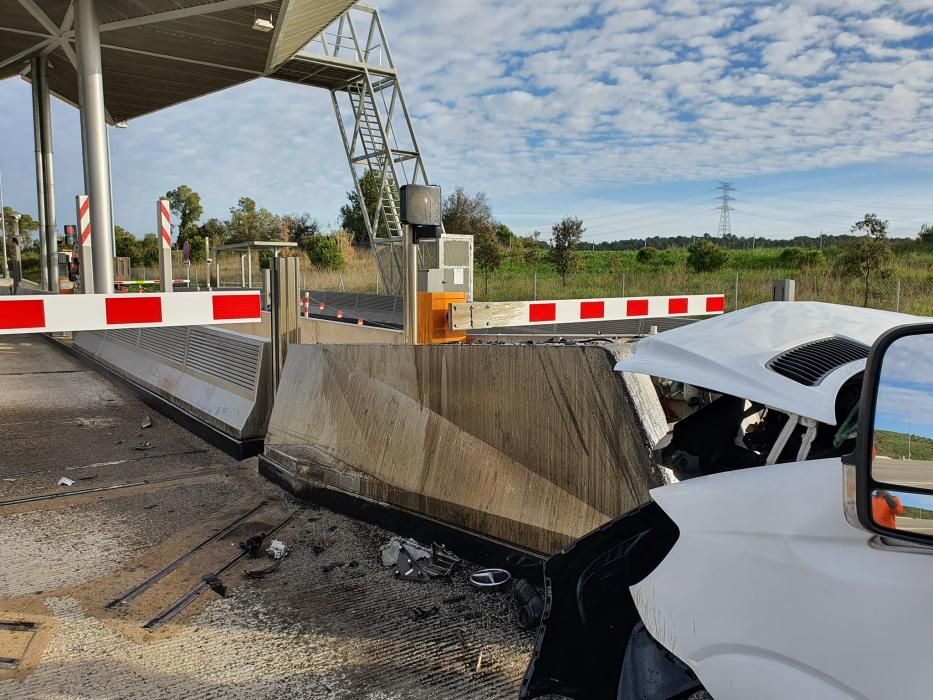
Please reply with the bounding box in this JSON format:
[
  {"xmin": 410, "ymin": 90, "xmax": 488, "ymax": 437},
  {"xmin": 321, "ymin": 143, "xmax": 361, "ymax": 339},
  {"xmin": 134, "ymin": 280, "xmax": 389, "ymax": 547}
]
[
  {"xmin": 0, "ymin": 291, "xmax": 261, "ymax": 335},
  {"xmin": 75, "ymin": 194, "xmax": 94, "ymax": 292},
  {"xmin": 157, "ymin": 198, "xmax": 173, "ymax": 292},
  {"xmin": 158, "ymin": 199, "xmax": 172, "ymax": 249},
  {"xmin": 448, "ymin": 294, "xmax": 725, "ymax": 330}
]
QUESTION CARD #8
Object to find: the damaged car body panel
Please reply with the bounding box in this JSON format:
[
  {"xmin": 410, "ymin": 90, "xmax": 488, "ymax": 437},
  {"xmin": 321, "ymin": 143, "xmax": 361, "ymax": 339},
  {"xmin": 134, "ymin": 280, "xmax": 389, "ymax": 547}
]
[{"xmin": 523, "ymin": 302, "xmax": 932, "ymax": 699}]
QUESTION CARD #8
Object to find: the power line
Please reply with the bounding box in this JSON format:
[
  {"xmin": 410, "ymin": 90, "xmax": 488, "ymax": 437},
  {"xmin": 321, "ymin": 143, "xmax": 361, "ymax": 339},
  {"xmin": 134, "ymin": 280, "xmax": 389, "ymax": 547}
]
[{"xmin": 716, "ymin": 181, "xmax": 735, "ymax": 238}]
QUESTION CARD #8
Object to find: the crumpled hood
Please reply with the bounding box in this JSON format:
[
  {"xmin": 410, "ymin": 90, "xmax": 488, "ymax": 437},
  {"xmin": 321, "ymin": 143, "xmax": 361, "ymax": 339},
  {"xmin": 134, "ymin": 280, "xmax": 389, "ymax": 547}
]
[{"xmin": 616, "ymin": 301, "xmax": 926, "ymax": 425}]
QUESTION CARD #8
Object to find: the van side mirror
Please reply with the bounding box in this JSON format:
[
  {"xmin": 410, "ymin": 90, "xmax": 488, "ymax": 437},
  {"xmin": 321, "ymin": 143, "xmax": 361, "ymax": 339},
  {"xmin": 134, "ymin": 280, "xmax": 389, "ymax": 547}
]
[{"xmin": 857, "ymin": 324, "xmax": 933, "ymax": 545}]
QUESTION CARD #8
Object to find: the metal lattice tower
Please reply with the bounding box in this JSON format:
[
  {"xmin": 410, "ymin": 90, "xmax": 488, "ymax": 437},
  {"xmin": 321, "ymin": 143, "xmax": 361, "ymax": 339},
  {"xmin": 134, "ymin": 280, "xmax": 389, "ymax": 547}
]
[
  {"xmin": 280, "ymin": 5, "xmax": 436, "ymax": 295},
  {"xmin": 716, "ymin": 182, "xmax": 735, "ymax": 238}
]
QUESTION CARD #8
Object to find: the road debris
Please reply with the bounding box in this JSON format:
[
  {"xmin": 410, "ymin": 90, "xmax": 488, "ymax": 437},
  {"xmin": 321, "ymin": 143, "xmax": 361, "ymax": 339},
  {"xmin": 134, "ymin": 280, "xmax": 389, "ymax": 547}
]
[
  {"xmin": 243, "ymin": 559, "xmax": 282, "ymax": 579},
  {"xmin": 141, "ymin": 415, "xmax": 153, "ymax": 429},
  {"xmin": 57, "ymin": 477, "xmax": 76, "ymax": 487},
  {"xmin": 266, "ymin": 539, "xmax": 289, "ymax": 560},
  {"xmin": 475, "ymin": 651, "xmax": 485, "ymax": 673},
  {"xmin": 382, "ymin": 537, "xmax": 462, "ymax": 583},
  {"xmin": 239, "ymin": 533, "xmax": 266, "ymax": 559},
  {"xmin": 513, "ymin": 578, "xmax": 544, "ymax": 630},
  {"xmin": 409, "ymin": 605, "xmax": 439, "ymax": 621},
  {"xmin": 134, "ymin": 441, "xmax": 154, "ymax": 451},
  {"xmin": 203, "ymin": 574, "xmax": 227, "ymax": 597},
  {"xmin": 469, "ymin": 568, "xmax": 511, "ymax": 591}
]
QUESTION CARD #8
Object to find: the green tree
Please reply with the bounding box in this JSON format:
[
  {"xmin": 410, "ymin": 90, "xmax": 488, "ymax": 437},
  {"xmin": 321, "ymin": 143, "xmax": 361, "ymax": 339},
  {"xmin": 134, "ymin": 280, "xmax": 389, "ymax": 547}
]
[
  {"xmin": 306, "ymin": 235, "xmax": 345, "ymax": 271},
  {"xmin": 196, "ymin": 218, "xmax": 227, "ymax": 260},
  {"xmin": 474, "ymin": 226, "xmax": 502, "ymax": 295},
  {"xmin": 164, "ymin": 185, "xmax": 203, "ymax": 241},
  {"xmin": 443, "ymin": 187, "xmax": 496, "ymax": 237},
  {"xmin": 114, "ymin": 225, "xmax": 139, "ymax": 260},
  {"xmin": 918, "ymin": 223, "xmax": 933, "ymax": 246},
  {"xmin": 687, "ymin": 239, "xmax": 727, "ymax": 272},
  {"xmin": 283, "ymin": 213, "xmax": 321, "ymax": 253},
  {"xmin": 495, "ymin": 223, "xmax": 514, "ymax": 248},
  {"xmin": 226, "ymin": 197, "xmax": 280, "ymax": 243},
  {"xmin": 136, "ymin": 234, "xmax": 161, "ymax": 267},
  {"xmin": 837, "ymin": 213, "xmax": 892, "ymax": 306},
  {"xmin": 2, "ymin": 206, "xmax": 39, "ymax": 250},
  {"xmin": 550, "ymin": 216, "xmax": 585, "ymax": 284},
  {"xmin": 339, "ymin": 171, "xmax": 395, "ymax": 246}
]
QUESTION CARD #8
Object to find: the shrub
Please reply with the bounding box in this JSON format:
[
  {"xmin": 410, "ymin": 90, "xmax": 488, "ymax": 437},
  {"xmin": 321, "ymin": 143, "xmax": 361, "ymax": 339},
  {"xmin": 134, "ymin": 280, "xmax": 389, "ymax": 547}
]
[
  {"xmin": 779, "ymin": 248, "xmax": 825, "ymax": 267},
  {"xmin": 636, "ymin": 246, "xmax": 659, "ymax": 265},
  {"xmin": 307, "ymin": 235, "xmax": 346, "ymax": 271},
  {"xmin": 687, "ymin": 239, "xmax": 727, "ymax": 272}
]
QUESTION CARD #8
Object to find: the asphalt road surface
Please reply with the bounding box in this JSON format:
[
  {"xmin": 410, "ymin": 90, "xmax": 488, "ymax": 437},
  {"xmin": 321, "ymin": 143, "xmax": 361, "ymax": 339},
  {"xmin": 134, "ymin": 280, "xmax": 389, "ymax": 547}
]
[{"xmin": 0, "ymin": 335, "xmax": 533, "ymax": 699}]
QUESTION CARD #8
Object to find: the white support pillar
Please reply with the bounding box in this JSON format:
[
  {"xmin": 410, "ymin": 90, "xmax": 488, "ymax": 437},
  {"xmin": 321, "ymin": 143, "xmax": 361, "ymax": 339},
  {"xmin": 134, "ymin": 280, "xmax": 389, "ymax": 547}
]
[
  {"xmin": 157, "ymin": 198, "xmax": 173, "ymax": 292},
  {"xmin": 76, "ymin": 0, "xmax": 115, "ymax": 293},
  {"xmin": 31, "ymin": 57, "xmax": 48, "ymax": 290},
  {"xmin": 76, "ymin": 195, "xmax": 94, "ymax": 293},
  {"xmin": 38, "ymin": 56, "xmax": 58, "ymax": 293}
]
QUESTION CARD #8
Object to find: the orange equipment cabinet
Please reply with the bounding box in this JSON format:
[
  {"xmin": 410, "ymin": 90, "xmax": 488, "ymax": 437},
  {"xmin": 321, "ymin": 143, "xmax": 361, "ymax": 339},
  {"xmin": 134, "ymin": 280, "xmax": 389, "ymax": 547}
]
[{"xmin": 418, "ymin": 292, "xmax": 467, "ymax": 345}]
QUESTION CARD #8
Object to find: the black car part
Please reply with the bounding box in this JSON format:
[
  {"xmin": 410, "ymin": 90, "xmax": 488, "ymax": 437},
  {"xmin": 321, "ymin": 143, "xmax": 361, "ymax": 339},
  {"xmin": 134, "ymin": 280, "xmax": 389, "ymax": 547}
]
[{"xmin": 520, "ymin": 500, "xmax": 681, "ymax": 700}]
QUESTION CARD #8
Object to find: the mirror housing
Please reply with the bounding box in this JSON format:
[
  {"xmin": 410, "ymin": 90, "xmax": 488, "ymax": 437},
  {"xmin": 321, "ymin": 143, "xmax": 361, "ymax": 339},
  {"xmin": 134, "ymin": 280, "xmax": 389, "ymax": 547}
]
[{"xmin": 855, "ymin": 323, "xmax": 933, "ymax": 546}]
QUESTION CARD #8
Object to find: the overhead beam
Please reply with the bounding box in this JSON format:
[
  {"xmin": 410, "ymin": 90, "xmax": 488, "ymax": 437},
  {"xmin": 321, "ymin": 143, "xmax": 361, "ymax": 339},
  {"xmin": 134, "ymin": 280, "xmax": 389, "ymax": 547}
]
[
  {"xmin": 0, "ymin": 36, "xmax": 52, "ymax": 73},
  {"xmin": 264, "ymin": 0, "xmax": 290, "ymax": 72},
  {"xmin": 17, "ymin": 0, "xmax": 60, "ymax": 36},
  {"xmin": 101, "ymin": 43, "xmax": 263, "ymax": 75},
  {"xmin": 97, "ymin": 0, "xmax": 275, "ymax": 33}
]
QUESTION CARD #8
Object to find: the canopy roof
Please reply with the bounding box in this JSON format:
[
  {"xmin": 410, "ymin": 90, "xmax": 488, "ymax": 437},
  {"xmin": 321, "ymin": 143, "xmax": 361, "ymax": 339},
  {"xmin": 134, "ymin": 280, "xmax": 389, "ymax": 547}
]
[{"xmin": 0, "ymin": 0, "xmax": 357, "ymax": 123}]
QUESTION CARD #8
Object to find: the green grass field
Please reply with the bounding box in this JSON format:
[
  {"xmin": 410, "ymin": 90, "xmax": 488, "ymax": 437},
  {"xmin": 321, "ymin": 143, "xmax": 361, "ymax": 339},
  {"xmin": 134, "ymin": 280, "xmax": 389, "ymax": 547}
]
[
  {"xmin": 473, "ymin": 246, "xmax": 933, "ymax": 316},
  {"xmin": 875, "ymin": 430, "xmax": 933, "ymax": 461}
]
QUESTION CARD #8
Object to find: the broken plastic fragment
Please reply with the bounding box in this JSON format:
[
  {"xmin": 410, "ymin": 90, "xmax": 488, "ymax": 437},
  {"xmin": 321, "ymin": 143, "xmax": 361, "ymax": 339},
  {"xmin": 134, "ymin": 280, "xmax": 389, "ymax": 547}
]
[
  {"xmin": 267, "ymin": 540, "xmax": 288, "ymax": 560},
  {"xmin": 57, "ymin": 477, "xmax": 76, "ymax": 487}
]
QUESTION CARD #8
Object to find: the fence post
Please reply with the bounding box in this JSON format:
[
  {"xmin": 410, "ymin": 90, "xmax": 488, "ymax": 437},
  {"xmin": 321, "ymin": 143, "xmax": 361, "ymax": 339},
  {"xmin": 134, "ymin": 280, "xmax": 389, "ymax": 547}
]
[
  {"xmin": 734, "ymin": 273, "xmax": 739, "ymax": 310},
  {"xmin": 772, "ymin": 279, "xmax": 796, "ymax": 302},
  {"xmin": 621, "ymin": 273, "xmax": 625, "ymax": 297},
  {"xmin": 895, "ymin": 278, "xmax": 901, "ymax": 313},
  {"xmin": 532, "ymin": 271, "xmax": 537, "ymax": 301}
]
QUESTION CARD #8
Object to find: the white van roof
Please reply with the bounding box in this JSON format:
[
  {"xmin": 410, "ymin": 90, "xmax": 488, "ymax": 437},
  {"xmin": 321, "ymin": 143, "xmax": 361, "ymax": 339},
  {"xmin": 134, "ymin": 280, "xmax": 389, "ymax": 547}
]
[{"xmin": 616, "ymin": 302, "xmax": 926, "ymax": 424}]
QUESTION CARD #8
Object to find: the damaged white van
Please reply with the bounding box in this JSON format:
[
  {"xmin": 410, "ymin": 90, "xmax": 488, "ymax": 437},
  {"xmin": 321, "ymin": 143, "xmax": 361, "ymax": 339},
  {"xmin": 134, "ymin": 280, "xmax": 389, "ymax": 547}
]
[{"xmin": 521, "ymin": 302, "xmax": 933, "ymax": 700}]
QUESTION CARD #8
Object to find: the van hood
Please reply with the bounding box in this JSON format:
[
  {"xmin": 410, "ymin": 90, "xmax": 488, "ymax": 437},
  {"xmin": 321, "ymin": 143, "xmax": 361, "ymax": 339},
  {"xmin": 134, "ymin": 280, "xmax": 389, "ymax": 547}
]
[{"xmin": 616, "ymin": 302, "xmax": 926, "ymax": 425}]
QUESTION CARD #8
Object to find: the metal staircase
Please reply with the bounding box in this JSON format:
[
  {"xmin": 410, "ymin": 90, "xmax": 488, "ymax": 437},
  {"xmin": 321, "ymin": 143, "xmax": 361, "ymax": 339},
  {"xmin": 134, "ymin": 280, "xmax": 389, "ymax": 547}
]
[{"xmin": 273, "ymin": 4, "xmax": 437, "ymax": 294}]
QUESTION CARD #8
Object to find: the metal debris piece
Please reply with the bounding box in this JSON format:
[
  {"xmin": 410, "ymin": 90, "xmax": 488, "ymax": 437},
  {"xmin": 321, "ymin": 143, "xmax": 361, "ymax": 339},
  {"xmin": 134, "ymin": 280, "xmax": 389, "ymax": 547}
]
[
  {"xmin": 382, "ymin": 537, "xmax": 461, "ymax": 580},
  {"xmin": 475, "ymin": 651, "xmax": 484, "ymax": 673},
  {"xmin": 141, "ymin": 415, "xmax": 153, "ymax": 429},
  {"xmin": 394, "ymin": 546, "xmax": 431, "ymax": 583},
  {"xmin": 381, "ymin": 537, "xmax": 430, "ymax": 567},
  {"xmin": 134, "ymin": 441, "xmax": 154, "ymax": 451},
  {"xmin": 203, "ymin": 574, "xmax": 227, "ymax": 597},
  {"xmin": 469, "ymin": 568, "xmax": 512, "ymax": 591},
  {"xmin": 421, "ymin": 543, "xmax": 462, "ymax": 578},
  {"xmin": 57, "ymin": 477, "xmax": 75, "ymax": 487}
]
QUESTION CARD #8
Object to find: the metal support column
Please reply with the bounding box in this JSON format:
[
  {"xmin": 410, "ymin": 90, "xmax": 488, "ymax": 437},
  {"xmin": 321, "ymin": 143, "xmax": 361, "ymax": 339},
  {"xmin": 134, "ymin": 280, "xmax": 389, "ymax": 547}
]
[
  {"xmin": 38, "ymin": 57, "xmax": 58, "ymax": 292},
  {"xmin": 76, "ymin": 0, "xmax": 114, "ymax": 293},
  {"xmin": 11, "ymin": 217, "xmax": 22, "ymax": 295},
  {"xmin": 31, "ymin": 58, "xmax": 48, "ymax": 290},
  {"xmin": 402, "ymin": 225, "xmax": 418, "ymax": 344},
  {"xmin": 269, "ymin": 256, "xmax": 300, "ymax": 388}
]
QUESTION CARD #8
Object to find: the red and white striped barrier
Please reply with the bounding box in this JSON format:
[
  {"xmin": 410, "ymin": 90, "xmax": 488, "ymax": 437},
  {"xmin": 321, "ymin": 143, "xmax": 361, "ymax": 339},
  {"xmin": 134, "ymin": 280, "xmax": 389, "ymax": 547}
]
[
  {"xmin": 0, "ymin": 291, "xmax": 261, "ymax": 335},
  {"xmin": 157, "ymin": 198, "xmax": 173, "ymax": 292},
  {"xmin": 448, "ymin": 294, "xmax": 725, "ymax": 330}
]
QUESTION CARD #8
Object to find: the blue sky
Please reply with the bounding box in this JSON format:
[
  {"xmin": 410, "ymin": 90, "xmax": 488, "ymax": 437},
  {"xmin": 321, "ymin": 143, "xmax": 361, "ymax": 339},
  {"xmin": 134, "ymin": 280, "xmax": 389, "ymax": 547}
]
[{"xmin": 1, "ymin": 0, "xmax": 932, "ymax": 241}]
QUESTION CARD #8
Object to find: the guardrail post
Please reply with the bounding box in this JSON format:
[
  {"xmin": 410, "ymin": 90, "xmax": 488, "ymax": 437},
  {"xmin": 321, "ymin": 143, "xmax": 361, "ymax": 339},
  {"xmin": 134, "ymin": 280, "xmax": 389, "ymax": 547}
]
[{"xmin": 270, "ymin": 256, "xmax": 300, "ymax": 387}]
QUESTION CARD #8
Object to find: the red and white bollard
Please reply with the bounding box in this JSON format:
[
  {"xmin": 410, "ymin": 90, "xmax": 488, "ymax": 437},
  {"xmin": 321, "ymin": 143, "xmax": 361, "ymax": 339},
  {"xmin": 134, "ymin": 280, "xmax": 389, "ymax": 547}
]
[{"xmin": 301, "ymin": 293, "xmax": 310, "ymax": 317}]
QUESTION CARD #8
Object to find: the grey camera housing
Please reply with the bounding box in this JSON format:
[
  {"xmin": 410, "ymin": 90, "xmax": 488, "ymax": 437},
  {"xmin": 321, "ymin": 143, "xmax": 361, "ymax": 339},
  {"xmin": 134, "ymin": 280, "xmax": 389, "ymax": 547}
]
[{"xmin": 400, "ymin": 184, "xmax": 442, "ymax": 227}]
